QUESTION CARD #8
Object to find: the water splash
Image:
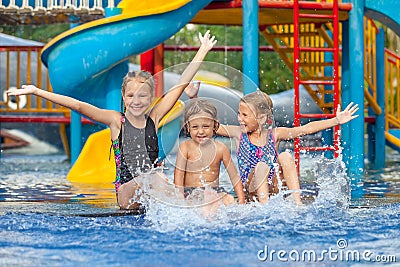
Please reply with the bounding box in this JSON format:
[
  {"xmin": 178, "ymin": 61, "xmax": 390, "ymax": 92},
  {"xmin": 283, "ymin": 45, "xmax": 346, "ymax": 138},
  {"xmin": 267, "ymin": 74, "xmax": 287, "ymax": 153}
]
[
  {"xmin": 2, "ymin": 154, "xmax": 399, "ymax": 265},
  {"xmin": 133, "ymin": 154, "xmax": 353, "ymax": 233},
  {"xmin": 312, "ymin": 156, "xmax": 350, "ymax": 208}
]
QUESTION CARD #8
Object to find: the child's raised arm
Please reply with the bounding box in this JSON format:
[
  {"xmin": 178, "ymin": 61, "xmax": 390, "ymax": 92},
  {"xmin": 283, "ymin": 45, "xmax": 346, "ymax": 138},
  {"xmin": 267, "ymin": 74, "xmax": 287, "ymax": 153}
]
[
  {"xmin": 276, "ymin": 102, "xmax": 359, "ymax": 141},
  {"xmin": 221, "ymin": 144, "xmax": 245, "ymax": 204},
  {"xmin": 151, "ymin": 30, "xmax": 217, "ymax": 125},
  {"xmin": 6, "ymin": 85, "xmax": 119, "ymax": 128}
]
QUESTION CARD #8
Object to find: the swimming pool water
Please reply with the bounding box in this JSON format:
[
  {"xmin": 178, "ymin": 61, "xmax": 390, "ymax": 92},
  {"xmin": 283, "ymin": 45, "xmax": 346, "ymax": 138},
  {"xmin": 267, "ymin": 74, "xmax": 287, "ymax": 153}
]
[{"xmin": 1, "ymin": 150, "xmax": 399, "ymax": 266}]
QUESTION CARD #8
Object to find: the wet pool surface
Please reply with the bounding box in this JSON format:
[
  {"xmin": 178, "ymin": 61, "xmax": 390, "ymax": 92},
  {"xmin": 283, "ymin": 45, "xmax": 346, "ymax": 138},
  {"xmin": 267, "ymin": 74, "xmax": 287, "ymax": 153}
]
[{"xmin": 1, "ymin": 151, "xmax": 399, "ymax": 266}]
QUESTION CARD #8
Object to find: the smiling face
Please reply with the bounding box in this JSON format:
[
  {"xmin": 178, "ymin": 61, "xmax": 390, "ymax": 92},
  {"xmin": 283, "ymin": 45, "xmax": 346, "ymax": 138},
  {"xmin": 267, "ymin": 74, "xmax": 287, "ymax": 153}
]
[
  {"xmin": 238, "ymin": 91, "xmax": 273, "ymax": 134},
  {"xmin": 123, "ymin": 80, "xmax": 153, "ymax": 117},
  {"xmin": 187, "ymin": 112, "xmax": 216, "ymax": 144},
  {"xmin": 183, "ymin": 99, "xmax": 219, "ymax": 144},
  {"xmin": 238, "ymin": 101, "xmax": 264, "ymax": 134}
]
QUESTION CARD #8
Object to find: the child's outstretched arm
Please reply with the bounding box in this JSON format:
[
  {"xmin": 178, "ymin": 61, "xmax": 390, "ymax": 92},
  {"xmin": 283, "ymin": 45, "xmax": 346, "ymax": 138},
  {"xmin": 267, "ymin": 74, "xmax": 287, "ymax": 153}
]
[
  {"xmin": 215, "ymin": 123, "xmax": 242, "ymax": 140},
  {"xmin": 276, "ymin": 102, "xmax": 359, "ymax": 141},
  {"xmin": 151, "ymin": 30, "xmax": 217, "ymax": 124},
  {"xmin": 174, "ymin": 143, "xmax": 189, "ymax": 199},
  {"xmin": 221, "ymin": 144, "xmax": 245, "ymax": 204},
  {"xmin": 6, "ymin": 85, "xmax": 119, "ymax": 128}
]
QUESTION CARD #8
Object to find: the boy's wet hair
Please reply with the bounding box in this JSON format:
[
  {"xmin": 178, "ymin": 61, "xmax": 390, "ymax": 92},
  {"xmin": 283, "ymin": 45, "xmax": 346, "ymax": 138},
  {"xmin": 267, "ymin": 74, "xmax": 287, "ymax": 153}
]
[
  {"xmin": 240, "ymin": 90, "xmax": 274, "ymax": 125},
  {"xmin": 183, "ymin": 99, "xmax": 220, "ymax": 137},
  {"xmin": 121, "ymin": 71, "xmax": 155, "ymax": 96}
]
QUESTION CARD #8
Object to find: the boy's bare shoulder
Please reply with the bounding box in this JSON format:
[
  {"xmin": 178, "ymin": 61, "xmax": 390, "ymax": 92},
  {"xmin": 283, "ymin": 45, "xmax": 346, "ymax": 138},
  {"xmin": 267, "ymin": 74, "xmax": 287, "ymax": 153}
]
[
  {"xmin": 214, "ymin": 140, "xmax": 230, "ymax": 152},
  {"xmin": 213, "ymin": 139, "xmax": 224, "ymax": 146},
  {"xmin": 178, "ymin": 139, "xmax": 192, "ymax": 148}
]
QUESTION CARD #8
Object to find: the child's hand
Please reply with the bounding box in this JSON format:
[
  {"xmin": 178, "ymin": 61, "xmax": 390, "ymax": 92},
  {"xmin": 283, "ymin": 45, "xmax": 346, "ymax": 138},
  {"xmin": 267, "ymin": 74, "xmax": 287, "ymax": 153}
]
[
  {"xmin": 184, "ymin": 81, "xmax": 200, "ymax": 99},
  {"xmin": 336, "ymin": 102, "xmax": 359, "ymax": 125},
  {"xmin": 6, "ymin": 85, "xmax": 38, "ymax": 96},
  {"xmin": 199, "ymin": 30, "xmax": 217, "ymax": 51}
]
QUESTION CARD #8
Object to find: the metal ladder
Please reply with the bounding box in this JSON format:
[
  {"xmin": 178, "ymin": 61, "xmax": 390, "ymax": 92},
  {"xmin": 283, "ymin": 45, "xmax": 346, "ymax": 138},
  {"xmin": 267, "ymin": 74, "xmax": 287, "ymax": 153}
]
[{"xmin": 292, "ymin": 0, "xmax": 341, "ymax": 174}]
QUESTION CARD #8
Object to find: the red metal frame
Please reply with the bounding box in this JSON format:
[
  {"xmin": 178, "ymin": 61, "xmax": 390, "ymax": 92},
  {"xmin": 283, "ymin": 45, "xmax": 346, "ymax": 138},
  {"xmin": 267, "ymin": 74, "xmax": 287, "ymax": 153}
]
[
  {"xmin": 0, "ymin": 115, "xmax": 94, "ymax": 124},
  {"xmin": 385, "ymin": 48, "xmax": 400, "ymax": 61},
  {"xmin": 293, "ymin": 0, "xmax": 340, "ymax": 175},
  {"xmin": 332, "ymin": 0, "xmax": 340, "ymax": 157},
  {"xmin": 154, "ymin": 44, "xmax": 164, "ymax": 97},
  {"xmin": 0, "ymin": 46, "xmax": 42, "ymax": 52},
  {"xmin": 140, "ymin": 49, "xmax": 155, "ymax": 74},
  {"xmin": 204, "ymin": 1, "xmax": 351, "ymax": 11},
  {"xmin": 164, "ymin": 45, "xmax": 276, "ymax": 52},
  {"xmin": 140, "ymin": 45, "xmax": 164, "ymax": 97},
  {"xmin": 293, "ymin": 0, "xmax": 301, "ymax": 173}
]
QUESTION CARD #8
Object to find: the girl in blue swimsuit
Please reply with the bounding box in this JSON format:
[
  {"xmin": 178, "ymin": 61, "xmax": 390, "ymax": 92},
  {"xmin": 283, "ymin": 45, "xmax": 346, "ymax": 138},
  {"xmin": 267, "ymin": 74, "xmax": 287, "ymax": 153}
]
[{"xmin": 215, "ymin": 91, "xmax": 359, "ymax": 205}]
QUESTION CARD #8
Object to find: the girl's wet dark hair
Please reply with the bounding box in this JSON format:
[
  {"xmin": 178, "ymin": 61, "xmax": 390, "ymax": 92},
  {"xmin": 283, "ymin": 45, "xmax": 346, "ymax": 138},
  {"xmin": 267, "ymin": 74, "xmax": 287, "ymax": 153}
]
[{"xmin": 183, "ymin": 99, "xmax": 220, "ymax": 137}]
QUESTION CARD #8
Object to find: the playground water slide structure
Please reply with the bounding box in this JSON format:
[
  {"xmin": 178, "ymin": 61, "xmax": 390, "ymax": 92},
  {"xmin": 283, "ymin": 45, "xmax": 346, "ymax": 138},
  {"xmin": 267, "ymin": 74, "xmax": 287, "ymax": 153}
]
[
  {"xmin": 363, "ymin": 0, "xmax": 400, "ymax": 153},
  {"xmin": 179, "ymin": 1, "xmax": 400, "ymax": 163},
  {"xmin": 1, "ymin": 0, "xmax": 399, "ymax": 184},
  {"xmin": 364, "ymin": 0, "xmax": 400, "ymax": 37}
]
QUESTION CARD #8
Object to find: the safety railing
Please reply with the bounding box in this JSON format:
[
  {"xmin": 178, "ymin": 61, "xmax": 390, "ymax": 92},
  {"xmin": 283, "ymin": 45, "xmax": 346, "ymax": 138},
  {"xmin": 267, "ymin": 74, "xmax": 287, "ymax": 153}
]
[
  {"xmin": 385, "ymin": 48, "xmax": 400, "ymax": 130},
  {"xmin": 0, "ymin": 0, "xmax": 344, "ymax": 17},
  {"xmin": 261, "ymin": 21, "xmax": 345, "ymax": 113},
  {"xmin": 364, "ymin": 17, "xmax": 381, "ymax": 115},
  {"xmin": 292, "ymin": 0, "xmax": 340, "ymax": 173},
  {"xmin": 0, "ymin": 45, "xmax": 69, "ymax": 115},
  {"xmin": 0, "ymin": 0, "xmax": 114, "ymax": 16}
]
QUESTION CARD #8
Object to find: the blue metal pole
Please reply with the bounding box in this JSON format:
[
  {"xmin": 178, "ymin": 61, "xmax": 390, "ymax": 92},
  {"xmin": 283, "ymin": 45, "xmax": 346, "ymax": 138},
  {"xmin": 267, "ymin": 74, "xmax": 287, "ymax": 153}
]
[
  {"xmin": 374, "ymin": 29, "xmax": 385, "ymax": 168},
  {"xmin": 344, "ymin": 0, "xmax": 365, "ymax": 198},
  {"xmin": 70, "ymin": 111, "xmax": 82, "ymax": 164},
  {"xmin": 367, "ymin": 96, "xmax": 375, "ymax": 163},
  {"xmin": 341, "ymin": 20, "xmax": 351, "ymax": 168},
  {"xmin": 69, "ymin": 21, "xmax": 82, "ymax": 164},
  {"xmin": 242, "ymin": 0, "xmax": 259, "ymax": 94},
  {"xmin": 106, "ymin": 60, "xmax": 128, "ymax": 111},
  {"xmin": 105, "ymin": 7, "xmax": 124, "ymax": 111}
]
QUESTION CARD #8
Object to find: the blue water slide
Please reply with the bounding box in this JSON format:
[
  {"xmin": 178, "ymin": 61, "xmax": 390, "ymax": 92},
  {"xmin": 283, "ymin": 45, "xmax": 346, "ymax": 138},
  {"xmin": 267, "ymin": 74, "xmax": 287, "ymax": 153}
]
[
  {"xmin": 40, "ymin": 0, "xmax": 212, "ymax": 107},
  {"xmin": 1, "ymin": 0, "xmax": 110, "ymax": 8},
  {"xmin": 365, "ymin": 0, "xmax": 400, "ymax": 36},
  {"xmin": 387, "ymin": 130, "xmax": 400, "ymax": 153}
]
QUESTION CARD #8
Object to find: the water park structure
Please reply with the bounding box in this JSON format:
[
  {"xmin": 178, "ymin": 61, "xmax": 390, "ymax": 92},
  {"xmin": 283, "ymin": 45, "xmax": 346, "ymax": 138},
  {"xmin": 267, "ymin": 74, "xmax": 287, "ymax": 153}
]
[{"xmin": 1, "ymin": 0, "xmax": 399, "ymax": 197}]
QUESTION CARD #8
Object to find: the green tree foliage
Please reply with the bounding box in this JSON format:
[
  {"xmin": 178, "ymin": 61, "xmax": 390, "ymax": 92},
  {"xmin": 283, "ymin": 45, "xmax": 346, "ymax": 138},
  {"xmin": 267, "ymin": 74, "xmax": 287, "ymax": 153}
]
[
  {"xmin": 1, "ymin": 24, "xmax": 69, "ymax": 43},
  {"xmin": 1, "ymin": 23, "xmax": 294, "ymax": 94},
  {"xmin": 164, "ymin": 24, "xmax": 293, "ymax": 94}
]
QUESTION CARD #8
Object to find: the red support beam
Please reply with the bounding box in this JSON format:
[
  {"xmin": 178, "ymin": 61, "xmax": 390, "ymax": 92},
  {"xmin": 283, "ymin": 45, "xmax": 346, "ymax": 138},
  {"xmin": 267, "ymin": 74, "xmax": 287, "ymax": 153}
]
[
  {"xmin": 140, "ymin": 49, "xmax": 155, "ymax": 74},
  {"xmin": 0, "ymin": 115, "xmax": 94, "ymax": 124},
  {"xmin": 154, "ymin": 44, "xmax": 164, "ymax": 97},
  {"xmin": 140, "ymin": 45, "xmax": 164, "ymax": 97},
  {"xmin": 164, "ymin": 45, "xmax": 275, "ymax": 52},
  {"xmin": 204, "ymin": 1, "xmax": 352, "ymax": 11}
]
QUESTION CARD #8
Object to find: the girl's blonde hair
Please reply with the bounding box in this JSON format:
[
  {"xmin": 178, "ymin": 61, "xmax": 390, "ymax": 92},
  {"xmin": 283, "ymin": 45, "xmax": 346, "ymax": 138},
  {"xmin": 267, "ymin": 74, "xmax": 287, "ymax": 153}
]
[
  {"xmin": 121, "ymin": 71, "xmax": 155, "ymax": 96},
  {"xmin": 121, "ymin": 71, "xmax": 155, "ymax": 112},
  {"xmin": 240, "ymin": 90, "xmax": 274, "ymax": 125},
  {"xmin": 183, "ymin": 99, "xmax": 220, "ymax": 137}
]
